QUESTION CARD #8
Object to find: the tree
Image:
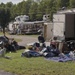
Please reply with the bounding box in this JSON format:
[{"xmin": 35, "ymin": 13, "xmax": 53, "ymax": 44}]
[
  {"xmin": 6, "ymin": 2, "xmax": 13, "ymax": 8},
  {"xmin": 10, "ymin": 4, "xmax": 18, "ymax": 20},
  {"xmin": 36, "ymin": 0, "xmax": 46, "ymax": 20},
  {"xmin": 56, "ymin": 0, "xmax": 69, "ymax": 10},
  {"xmin": 0, "ymin": 7, "xmax": 10, "ymax": 36},
  {"xmin": 29, "ymin": 1, "xmax": 38, "ymax": 21},
  {"xmin": 0, "ymin": 3, "xmax": 5, "ymax": 8},
  {"xmin": 69, "ymin": 0, "xmax": 75, "ymax": 8},
  {"xmin": 44, "ymin": 0, "xmax": 57, "ymax": 21},
  {"xmin": 25, "ymin": 0, "xmax": 32, "ymax": 15}
]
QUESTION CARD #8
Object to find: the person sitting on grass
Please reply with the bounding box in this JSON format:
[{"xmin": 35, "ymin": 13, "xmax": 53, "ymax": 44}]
[
  {"xmin": 38, "ymin": 33, "xmax": 45, "ymax": 44},
  {"xmin": 50, "ymin": 37, "xmax": 60, "ymax": 56},
  {"xmin": 0, "ymin": 41, "xmax": 11, "ymax": 59},
  {"xmin": 11, "ymin": 38, "xmax": 19, "ymax": 50},
  {"xmin": 50, "ymin": 37, "xmax": 59, "ymax": 49},
  {"xmin": 5, "ymin": 38, "xmax": 17, "ymax": 53},
  {"xmin": 38, "ymin": 33, "xmax": 46, "ymax": 50}
]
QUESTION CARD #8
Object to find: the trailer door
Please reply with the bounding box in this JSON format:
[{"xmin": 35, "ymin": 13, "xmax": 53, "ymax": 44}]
[{"xmin": 53, "ymin": 23, "xmax": 65, "ymax": 37}]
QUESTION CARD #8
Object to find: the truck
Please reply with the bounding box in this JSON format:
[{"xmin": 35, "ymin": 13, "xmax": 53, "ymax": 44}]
[{"xmin": 53, "ymin": 13, "xmax": 75, "ymax": 41}]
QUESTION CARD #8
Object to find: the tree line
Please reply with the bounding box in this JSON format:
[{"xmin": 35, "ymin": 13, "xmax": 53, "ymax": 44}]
[{"xmin": 0, "ymin": 0, "xmax": 75, "ymax": 21}]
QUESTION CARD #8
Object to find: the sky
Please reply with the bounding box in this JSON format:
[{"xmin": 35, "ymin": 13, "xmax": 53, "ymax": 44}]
[{"xmin": 0, "ymin": 0, "xmax": 24, "ymax": 4}]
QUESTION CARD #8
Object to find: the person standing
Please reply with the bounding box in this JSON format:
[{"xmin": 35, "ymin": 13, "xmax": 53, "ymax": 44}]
[
  {"xmin": 38, "ymin": 33, "xmax": 46, "ymax": 49},
  {"xmin": 38, "ymin": 33, "xmax": 45, "ymax": 43}
]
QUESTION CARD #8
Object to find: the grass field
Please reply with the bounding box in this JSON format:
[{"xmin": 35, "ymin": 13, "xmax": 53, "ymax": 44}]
[
  {"xmin": 0, "ymin": 32, "xmax": 75, "ymax": 75},
  {"xmin": 0, "ymin": 50, "xmax": 75, "ymax": 75}
]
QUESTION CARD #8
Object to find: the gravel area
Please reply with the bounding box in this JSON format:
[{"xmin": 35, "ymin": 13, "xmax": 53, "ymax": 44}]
[{"xmin": 7, "ymin": 35, "xmax": 38, "ymax": 46}]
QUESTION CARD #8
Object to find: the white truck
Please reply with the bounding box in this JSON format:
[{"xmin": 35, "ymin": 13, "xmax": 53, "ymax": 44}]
[{"xmin": 53, "ymin": 13, "xmax": 75, "ymax": 41}]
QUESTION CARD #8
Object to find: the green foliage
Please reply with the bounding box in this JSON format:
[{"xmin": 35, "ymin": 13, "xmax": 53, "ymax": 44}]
[
  {"xmin": 0, "ymin": 3, "xmax": 5, "ymax": 8},
  {"xmin": 36, "ymin": 14, "xmax": 43, "ymax": 20},
  {"xmin": 6, "ymin": 2, "xmax": 13, "ymax": 8},
  {"xmin": 0, "ymin": 7, "xmax": 10, "ymax": 35},
  {"xmin": 69, "ymin": 0, "xmax": 75, "ymax": 8},
  {"xmin": 0, "ymin": 0, "xmax": 74, "ymax": 21},
  {"xmin": 56, "ymin": 0, "xmax": 70, "ymax": 10},
  {"xmin": 29, "ymin": 1, "xmax": 38, "ymax": 21},
  {"xmin": 10, "ymin": 5, "xmax": 18, "ymax": 20}
]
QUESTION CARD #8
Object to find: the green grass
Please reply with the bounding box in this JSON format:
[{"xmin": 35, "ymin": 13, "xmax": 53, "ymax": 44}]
[
  {"xmin": 0, "ymin": 50, "xmax": 75, "ymax": 75},
  {"xmin": 14, "ymin": 38, "xmax": 22, "ymax": 42},
  {"xmin": 0, "ymin": 32, "xmax": 8, "ymax": 35},
  {"xmin": 0, "ymin": 32, "xmax": 75, "ymax": 75}
]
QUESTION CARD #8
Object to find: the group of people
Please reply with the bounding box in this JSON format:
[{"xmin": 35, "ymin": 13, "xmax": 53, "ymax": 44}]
[
  {"xmin": 0, "ymin": 36, "xmax": 20, "ymax": 57},
  {"xmin": 21, "ymin": 33, "xmax": 75, "ymax": 58},
  {"xmin": 0, "ymin": 33, "xmax": 75, "ymax": 59},
  {"xmin": 0, "ymin": 35, "xmax": 27, "ymax": 58},
  {"xmin": 21, "ymin": 34, "xmax": 60, "ymax": 57}
]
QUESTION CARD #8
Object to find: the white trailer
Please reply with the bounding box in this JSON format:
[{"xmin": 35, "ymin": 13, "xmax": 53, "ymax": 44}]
[{"xmin": 53, "ymin": 13, "xmax": 75, "ymax": 41}]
